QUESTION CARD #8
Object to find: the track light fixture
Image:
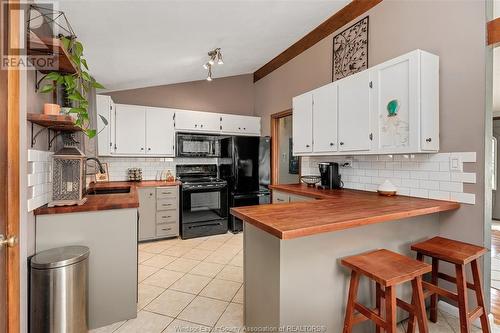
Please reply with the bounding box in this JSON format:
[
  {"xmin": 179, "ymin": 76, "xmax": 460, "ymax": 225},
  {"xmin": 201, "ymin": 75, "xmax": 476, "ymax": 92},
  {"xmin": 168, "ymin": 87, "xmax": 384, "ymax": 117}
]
[{"xmin": 204, "ymin": 48, "xmax": 223, "ymax": 81}]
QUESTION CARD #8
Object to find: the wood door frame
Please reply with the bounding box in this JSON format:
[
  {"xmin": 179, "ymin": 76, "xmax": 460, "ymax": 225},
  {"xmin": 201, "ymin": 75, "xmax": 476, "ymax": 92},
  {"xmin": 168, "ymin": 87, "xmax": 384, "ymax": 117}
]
[
  {"xmin": 270, "ymin": 109, "xmax": 298, "ymax": 185},
  {"xmin": 1, "ymin": 0, "xmax": 21, "ymax": 331}
]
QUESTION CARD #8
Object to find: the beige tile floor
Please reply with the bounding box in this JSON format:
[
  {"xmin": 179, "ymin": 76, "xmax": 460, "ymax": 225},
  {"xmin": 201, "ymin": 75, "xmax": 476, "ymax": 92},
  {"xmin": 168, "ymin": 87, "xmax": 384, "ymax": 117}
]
[{"xmin": 91, "ymin": 232, "xmax": 499, "ymax": 333}]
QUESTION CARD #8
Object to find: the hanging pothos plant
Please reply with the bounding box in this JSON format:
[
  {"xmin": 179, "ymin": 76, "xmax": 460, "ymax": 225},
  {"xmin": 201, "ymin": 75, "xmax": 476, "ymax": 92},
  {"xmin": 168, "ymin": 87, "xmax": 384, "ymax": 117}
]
[{"xmin": 38, "ymin": 36, "xmax": 107, "ymax": 138}]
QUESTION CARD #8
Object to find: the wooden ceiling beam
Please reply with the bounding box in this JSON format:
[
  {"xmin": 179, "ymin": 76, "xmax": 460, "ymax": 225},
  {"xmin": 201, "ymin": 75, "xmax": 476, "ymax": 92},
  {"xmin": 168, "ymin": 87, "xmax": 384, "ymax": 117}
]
[{"xmin": 253, "ymin": 0, "xmax": 383, "ymax": 83}]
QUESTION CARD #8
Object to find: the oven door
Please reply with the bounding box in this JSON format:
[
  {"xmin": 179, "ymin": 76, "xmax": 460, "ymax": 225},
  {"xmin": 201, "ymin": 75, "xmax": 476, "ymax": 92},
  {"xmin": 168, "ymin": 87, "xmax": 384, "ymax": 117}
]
[
  {"xmin": 176, "ymin": 133, "xmax": 221, "ymax": 158},
  {"xmin": 180, "ymin": 186, "xmax": 228, "ymax": 239}
]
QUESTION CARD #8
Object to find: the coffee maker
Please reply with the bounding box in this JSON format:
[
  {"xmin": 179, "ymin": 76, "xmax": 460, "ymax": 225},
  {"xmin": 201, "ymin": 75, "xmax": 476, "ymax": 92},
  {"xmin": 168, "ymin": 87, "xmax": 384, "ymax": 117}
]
[{"xmin": 318, "ymin": 162, "xmax": 342, "ymax": 189}]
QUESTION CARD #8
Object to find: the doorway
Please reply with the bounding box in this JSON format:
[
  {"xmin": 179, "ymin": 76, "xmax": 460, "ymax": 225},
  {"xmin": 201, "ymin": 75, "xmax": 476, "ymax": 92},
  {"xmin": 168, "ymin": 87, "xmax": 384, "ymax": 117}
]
[{"xmin": 271, "ymin": 110, "xmax": 299, "ymax": 185}]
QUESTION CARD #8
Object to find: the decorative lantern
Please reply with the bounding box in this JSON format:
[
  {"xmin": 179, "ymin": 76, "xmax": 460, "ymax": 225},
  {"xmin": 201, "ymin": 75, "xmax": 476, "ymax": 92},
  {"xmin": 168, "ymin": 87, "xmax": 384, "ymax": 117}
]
[{"xmin": 49, "ymin": 145, "xmax": 87, "ymax": 207}]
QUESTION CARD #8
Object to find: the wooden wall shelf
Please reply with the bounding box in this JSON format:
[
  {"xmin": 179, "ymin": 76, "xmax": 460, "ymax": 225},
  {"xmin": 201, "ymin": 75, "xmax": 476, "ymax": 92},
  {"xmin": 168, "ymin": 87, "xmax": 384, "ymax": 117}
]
[
  {"xmin": 27, "ymin": 113, "xmax": 79, "ymax": 131},
  {"xmin": 28, "ymin": 113, "xmax": 81, "ymax": 149},
  {"xmin": 28, "ymin": 36, "xmax": 77, "ymax": 74}
]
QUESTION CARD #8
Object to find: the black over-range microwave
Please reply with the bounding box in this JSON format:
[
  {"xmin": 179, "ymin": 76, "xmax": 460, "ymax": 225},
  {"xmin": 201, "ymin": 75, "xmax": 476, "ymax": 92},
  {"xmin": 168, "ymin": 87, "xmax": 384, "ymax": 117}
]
[{"xmin": 176, "ymin": 133, "xmax": 222, "ymax": 158}]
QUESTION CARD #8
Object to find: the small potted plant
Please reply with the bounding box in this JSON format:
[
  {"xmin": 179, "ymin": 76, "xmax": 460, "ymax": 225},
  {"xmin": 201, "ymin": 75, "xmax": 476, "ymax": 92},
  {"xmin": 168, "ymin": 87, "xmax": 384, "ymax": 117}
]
[{"xmin": 38, "ymin": 36, "xmax": 107, "ymax": 138}]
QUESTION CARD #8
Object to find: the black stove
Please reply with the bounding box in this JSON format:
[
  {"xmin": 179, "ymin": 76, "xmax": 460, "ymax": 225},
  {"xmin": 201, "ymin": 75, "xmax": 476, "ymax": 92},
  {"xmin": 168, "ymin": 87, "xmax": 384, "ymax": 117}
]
[{"xmin": 176, "ymin": 164, "xmax": 228, "ymax": 239}]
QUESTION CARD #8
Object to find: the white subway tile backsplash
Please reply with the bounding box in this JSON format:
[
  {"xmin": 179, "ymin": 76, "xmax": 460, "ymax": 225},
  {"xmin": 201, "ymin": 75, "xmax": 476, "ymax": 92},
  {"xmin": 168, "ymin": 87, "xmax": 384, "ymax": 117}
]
[{"xmin": 302, "ymin": 152, "xmax": 477, "ymax": 205}]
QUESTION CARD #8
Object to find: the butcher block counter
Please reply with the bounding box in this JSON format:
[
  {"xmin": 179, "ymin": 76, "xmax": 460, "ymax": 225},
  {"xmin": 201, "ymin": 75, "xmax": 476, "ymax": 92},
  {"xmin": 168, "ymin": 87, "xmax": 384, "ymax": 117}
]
[
  {"xmin": 235, "ymin": 184, "xmax": 461, "ymax": 332},
  {"xmin": 34, "ymin": 180, "xmax": 180, "ymax": 215},
  {"xmin": 230, "ymin": 183, "xmax": 460, "ymax": 240}
]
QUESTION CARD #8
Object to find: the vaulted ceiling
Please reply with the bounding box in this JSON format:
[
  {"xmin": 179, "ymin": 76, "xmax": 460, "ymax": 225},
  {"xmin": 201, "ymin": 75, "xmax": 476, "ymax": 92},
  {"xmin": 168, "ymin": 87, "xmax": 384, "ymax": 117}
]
[{"xmin": 57, "ymin": 0, "xmax": 349, "ymax": 91}]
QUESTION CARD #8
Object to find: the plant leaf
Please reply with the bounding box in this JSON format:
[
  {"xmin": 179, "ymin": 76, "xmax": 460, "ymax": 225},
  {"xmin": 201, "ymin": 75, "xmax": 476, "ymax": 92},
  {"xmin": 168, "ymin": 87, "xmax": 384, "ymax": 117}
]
[
  {"xmin": 64, "ymin": 75, "xmax": 75, "ymax": 89},
  {"xmin": 74, "ymin": 41, "xmax": 84, "ymax": 57},
  {"xmin": 81, "ymin": 58, "xmax": 89, "ymax": 70},
  {"xmin": 85, "ymin": 129, "xmax": 96, "ymax": 138},
  {"xmin": 69, "ymin": 107, "xmax": 86, "ymax": 114},
  {"xmin": 60, "ymin": 36, "xmax": 71, "ymax": 50},
  {"xmin": 99, "ymin": 114, "xmax": 109, "ymax": 126},
  {"xmin": 44, "ymin": 72, "xmax": 60, "ymax": 81},
  {"xmin": 91, "ymin": 81, "xmax": 105, "ymax": 89},
  {"xmin": 68, "ymin": 91, "xmax": 85, "ymax": 101},
  {"xmin": 81, "ymin": 71, "xmax": 92, "ymax": 82},
  {"xmin": 39, "ymin": 84, "xmax": 54, "ymax": 93}
]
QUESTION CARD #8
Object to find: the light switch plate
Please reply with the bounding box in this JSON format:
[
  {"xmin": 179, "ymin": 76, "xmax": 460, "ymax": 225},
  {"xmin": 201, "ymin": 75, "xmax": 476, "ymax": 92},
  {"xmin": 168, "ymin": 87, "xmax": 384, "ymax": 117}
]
[{"xmin": 449, "ymin": 156, "xmax": 462, "ymax": 172}]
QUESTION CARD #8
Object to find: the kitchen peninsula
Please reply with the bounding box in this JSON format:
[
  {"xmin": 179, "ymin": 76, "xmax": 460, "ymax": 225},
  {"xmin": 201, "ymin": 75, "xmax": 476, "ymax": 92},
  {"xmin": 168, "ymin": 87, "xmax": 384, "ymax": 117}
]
[{"xmin": 230, "ymin": 184, "xmax": 460, "ymax": 332}]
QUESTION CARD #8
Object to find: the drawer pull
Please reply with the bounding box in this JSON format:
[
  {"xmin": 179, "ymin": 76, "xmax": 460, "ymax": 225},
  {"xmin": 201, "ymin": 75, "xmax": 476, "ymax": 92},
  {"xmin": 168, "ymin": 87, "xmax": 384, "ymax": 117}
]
[
  {"xmin": 276, "ymin": 198, "xmax": 285, "ymax": 202},
  {"xmin": 161, "ymin": 227, "xmax": 172, "ymax": 231},
  {"xmin": 162, "ymin": 204, "xmax": 172, "ymax": 207},
  {"xmin": 162, "ymin": 216, "xmax": 171, "ymax": 219}
]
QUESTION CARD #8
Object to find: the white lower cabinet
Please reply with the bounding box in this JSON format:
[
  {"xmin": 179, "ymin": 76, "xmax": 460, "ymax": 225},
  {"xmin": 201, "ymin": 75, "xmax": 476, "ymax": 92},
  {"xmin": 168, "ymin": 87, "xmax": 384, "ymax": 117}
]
[
  {"xmin": 138, "ymin": 186, "xmax": 179, "ymax": 241},
  {"xmin": 272, "ymin": 190, "xmax": 314, "ymax": 204},
  {"xmin": 292, "ymin": 49, "xmax": 439, "ymax": 156}
]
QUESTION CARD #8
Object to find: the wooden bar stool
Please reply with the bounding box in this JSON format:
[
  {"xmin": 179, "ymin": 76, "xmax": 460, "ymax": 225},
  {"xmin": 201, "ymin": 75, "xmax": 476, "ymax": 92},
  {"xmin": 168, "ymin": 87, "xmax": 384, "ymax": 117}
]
[
  {"xmin": 411, "ymin": 236, "xmax": 490, "ymax": 333},
  {"xmin": 341, "ymin": 249, "xmax": 431, "ymax": 333}
]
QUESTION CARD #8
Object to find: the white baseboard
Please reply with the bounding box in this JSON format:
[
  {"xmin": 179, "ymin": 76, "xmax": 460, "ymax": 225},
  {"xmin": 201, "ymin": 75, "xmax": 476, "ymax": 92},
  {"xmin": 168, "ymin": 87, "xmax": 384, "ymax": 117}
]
[{"xmin": 437, "ymin": 300, "xmax": 494, "ymax": 328}]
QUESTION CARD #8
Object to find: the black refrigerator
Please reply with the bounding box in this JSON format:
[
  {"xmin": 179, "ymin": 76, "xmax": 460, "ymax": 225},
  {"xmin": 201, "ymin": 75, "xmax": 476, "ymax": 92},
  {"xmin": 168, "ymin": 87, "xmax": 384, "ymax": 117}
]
[{"xmin": 220, "ymin": 136, "xmax": 271, "ymax": 233}]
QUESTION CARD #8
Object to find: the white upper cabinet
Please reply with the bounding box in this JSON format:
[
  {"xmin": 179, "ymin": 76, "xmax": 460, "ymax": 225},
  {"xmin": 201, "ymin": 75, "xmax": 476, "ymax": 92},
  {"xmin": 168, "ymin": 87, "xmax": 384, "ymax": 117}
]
[
  {"xmin": 338, "ymin": 70, "xmax": 372, "ymax": 152},
  {"xmin": 114, "ymin": 104, "xmax": 147, "ymax": 155},
  {"xmin": 220, "ymin": 114, "xmax": 261, "ymax": 136},
  {"xmin": 96, "ymin": 95, "xmax": 114, "ymax": 156},
  {"xmin": 145, "ymin": 107, "xmax": 175, "ymax": 156},
  {"xmin": 292, "ymin": 92, "xmax": 313, "ymax": 154},
  {"xmin": 292, "ymin": 49, "xmax": 439, "ymax": 156},
  {"xmin": 312, "ymin": 83, "xmax": 338, "ymax": 153},
  {"xmin": 175, "ymin": 110, "xmax": 221, "ymax": 133}
]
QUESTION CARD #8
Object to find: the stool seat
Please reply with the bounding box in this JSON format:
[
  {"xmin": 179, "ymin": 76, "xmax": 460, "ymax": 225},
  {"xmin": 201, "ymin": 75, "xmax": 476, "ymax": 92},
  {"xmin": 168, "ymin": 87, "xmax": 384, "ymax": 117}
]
[
  {"xmin": 411, "ymin": 236, "xmax": 487, "ymax": 265},
  {"xmin": 341, "ymin": 249, "xmax": 431, "ymax": 287}
]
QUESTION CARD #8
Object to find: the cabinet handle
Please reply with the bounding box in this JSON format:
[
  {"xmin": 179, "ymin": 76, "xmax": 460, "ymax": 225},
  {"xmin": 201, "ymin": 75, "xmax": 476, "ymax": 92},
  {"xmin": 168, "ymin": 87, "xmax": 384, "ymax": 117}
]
[
  {"xmin": 148, "ymin": 147, "xmax": 151, "ymax": 151},
  {"xmin": 330, "ymin": 142, "xmax": 334, "ymax": 146},
  {"xmin": 162, "ymin": 215, "xmax": 171, "ymax": 218},
  {"xmin": 426, "ymin": 138, "xmax": 432, "ymax": 142},
  {"xmin": 306, "ymin": 144, "xmax": 310, "ymax": 148},
  {"xmin": 369, "ymin": 133, "xmax": 373, "ymax": 141},
  {"xmin": 201, "ymin": 124, "xmax": 204, "ymax": 128},
  {"xmin": 243, "ymin": 127, "xmax": 246, "ymax": 130},
  {"xmin": 161, "ymin": 227, "xmax": 172, "ymax": 231},
  {"xmin": 339, "ymin": 142, "xmax": 344, "ymax": 146},
  {"xmin": 140, "ymin": 147, "xmax": 144, "ymax": 151},
  {"xmin": 238, "ymin": 127, "xmax": 241, "ymax": 130},
  {"xmin": 277, "ymin": 198, "xmax": 285, "ymax": 202},
  {"xmin": 195, "ymin": 124, "xmax": 198, "ymax": 127},
  {"xmin": 162, "ymin": 203, "xmax": 172, "ymax": 207}
]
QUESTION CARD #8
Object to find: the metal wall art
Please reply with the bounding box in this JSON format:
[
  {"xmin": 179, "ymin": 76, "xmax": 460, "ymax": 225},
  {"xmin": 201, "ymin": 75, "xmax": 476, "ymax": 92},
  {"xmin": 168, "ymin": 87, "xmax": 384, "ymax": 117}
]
[{"xmin": 332, "ymin": 16, "xmax": 369, "ymax": 81}]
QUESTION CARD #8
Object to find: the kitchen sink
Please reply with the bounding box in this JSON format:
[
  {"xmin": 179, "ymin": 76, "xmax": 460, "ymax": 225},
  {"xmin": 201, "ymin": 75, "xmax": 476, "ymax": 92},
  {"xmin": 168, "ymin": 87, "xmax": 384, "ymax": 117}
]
[{"xmin": 87, "ymin": 187, "xmax": 131, "ymax": 195}]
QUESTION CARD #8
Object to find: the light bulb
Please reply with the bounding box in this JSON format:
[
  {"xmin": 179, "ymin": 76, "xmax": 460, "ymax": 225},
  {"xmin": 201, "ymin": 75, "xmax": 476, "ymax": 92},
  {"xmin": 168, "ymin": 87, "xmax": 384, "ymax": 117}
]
[
  {"xmin": 208, "ymin": 59, "xmax": 215, "ymax": 65},
  {"xmin": 206, "ymin": 75, "xmax": 212, "ymax": 81},
  {"xmin": 203, "ymin": 63, "xmax": 209, "ymax": 69},
  {"xmin": 218, "ymin": 58, "xmax": 224, "ymax": 65}
]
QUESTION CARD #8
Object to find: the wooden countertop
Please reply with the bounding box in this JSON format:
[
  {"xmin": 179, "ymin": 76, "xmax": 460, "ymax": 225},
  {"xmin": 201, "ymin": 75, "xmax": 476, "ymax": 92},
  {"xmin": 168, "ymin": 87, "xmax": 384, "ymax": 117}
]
[
  {"xmin": 230, "ymin": 184, "xmax": 460, "ymax": 240},
  {"xmin": 34, "ymin": 180, "xmax": 180, "ymax": 215}
]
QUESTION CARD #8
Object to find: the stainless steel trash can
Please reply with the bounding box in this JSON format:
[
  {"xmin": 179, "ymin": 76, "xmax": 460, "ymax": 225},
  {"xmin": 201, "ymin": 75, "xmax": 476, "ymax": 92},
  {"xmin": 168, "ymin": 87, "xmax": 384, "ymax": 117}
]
[{"xmin": 30, "ymin": 246, "xmax": 89, "ymax": 333}]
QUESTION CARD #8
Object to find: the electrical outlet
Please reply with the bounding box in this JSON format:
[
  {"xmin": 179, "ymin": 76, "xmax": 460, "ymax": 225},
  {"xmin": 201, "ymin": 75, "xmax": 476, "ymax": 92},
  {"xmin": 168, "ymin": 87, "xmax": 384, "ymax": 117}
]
[
  {"xmin": 449, "ymin": 156, "xmax": 462, "ymax": 172},
  {"xmin": 340, "ymin": 161, "xmax": 352, "ymax": 168}
]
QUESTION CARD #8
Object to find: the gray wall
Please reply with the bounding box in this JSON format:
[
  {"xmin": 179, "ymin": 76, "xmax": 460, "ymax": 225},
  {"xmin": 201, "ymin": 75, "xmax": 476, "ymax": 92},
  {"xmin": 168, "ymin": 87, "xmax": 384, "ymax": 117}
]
[
  {"xmin": 254, "ymin": 0, "xmax": 488, "ymax": 257},
  {"xmin": 105, "ymin": 73, "xmax": 255, "ymax": 116}
]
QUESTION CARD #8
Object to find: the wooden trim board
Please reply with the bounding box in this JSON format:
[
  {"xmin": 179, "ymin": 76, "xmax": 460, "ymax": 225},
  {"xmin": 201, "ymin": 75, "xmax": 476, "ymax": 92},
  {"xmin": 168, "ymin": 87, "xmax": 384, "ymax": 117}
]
[
  {"xmin": 488, "ymin": 17, "xmax": 500, "ymax": 46},
  {"xmin": 253, "ymin": 0, "xmax": 383, "ymax": 82},
  {"xmin": 270, "ymin": 109, "xmax": 293, "ymax": 185}
]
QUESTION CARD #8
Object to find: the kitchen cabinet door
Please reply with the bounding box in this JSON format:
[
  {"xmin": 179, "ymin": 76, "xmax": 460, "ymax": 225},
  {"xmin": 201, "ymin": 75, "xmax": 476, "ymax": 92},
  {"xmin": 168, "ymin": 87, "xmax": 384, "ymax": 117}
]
[
  {"xmin": 338, "ymin": 70, "xmax": 372, "ymax": 152},
  {"xmin": 221, "ymin": 114, "xmax": 261, "ymax": 136},
  {"xmin": 138, "ymin": 188, "xmax": 156, "ymax": 241},
  {"xmin": 292, "ymin": 92, "xmax": 313, "ymax": 154},
  {"xmin": 175, "ymin": 110, "xmax": 221, "ymax": 133},
  {"xmin": 419, "ymin": 51, "xmax": 439, "ymax": 151},
  {"xmin": 370, "ymin": 52, "xmax": 418, "ymax": 153},
  {"xmin": 96, "ymin": 95, "xmax": 113, "ymax": 156},
  {"xmin": 115, "ymin": 104, "xmax": 146, "ymax": 155},
  {"xmin": 313, "ymin": 83, "xmax": 338, "ymax": 153},
  {"xmin": 145, "ymin": 107, "xmax": 175, "ymax": 156}
]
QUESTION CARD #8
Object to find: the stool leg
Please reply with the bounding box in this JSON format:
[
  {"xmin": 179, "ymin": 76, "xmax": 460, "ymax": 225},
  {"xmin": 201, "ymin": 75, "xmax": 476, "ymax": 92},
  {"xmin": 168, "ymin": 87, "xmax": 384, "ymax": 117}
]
[
  {"xmin": 430, "ymin": 258, "xmax": 439, "ymax": 323},
  {"xmin": 455, "ymin": 264, "xmax": 471, "ymax": 333},
  {"xmin": 343, "ymin": 271, "xmax": 360, "ymax": 333},
  {"xmin": 408, "ymin": 253, "xmax": 424, "ymax": 333},
  {"xmin": 471, "ymin": 259, "xmax": 491, "ymax": 333},
  {"xmin": 412, "ymin": 276, "xmax": 429, "ymax": 333},
  {"xmin": 376, "ymin": 283, "xmax": 383, "ymax": 333},
  {"xmin": 385, "ymin": 285, "xmax": 397, "ymax": 333}
]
